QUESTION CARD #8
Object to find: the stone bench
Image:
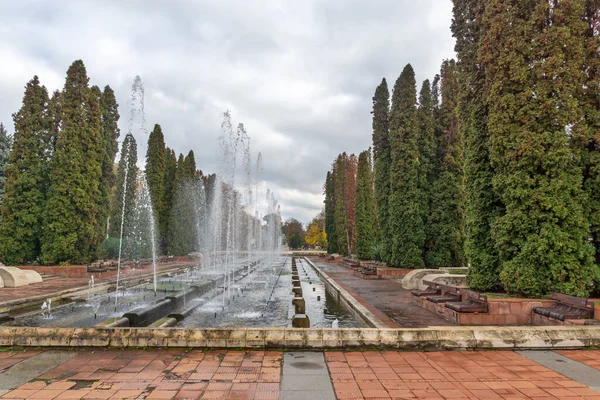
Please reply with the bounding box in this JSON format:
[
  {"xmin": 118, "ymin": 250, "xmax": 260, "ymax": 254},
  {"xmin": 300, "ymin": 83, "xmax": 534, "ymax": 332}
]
[
  {"xmin": 445, "ymin": 289, "xmax": 488, "ymax": 313},
  {"xmin": 418, "ymin": 273, "xmax": 467, "ymax": 291},
  {"xmin": 426, "ymin": 283, "xmax": 461, "ymax": 304},
  {"xmin": 411, "ymin": 280, "xmax": 440, "ymax": 297},
  {"xmin": 533, "ymin": 293, "xmax": 593, "ymax": 321}
]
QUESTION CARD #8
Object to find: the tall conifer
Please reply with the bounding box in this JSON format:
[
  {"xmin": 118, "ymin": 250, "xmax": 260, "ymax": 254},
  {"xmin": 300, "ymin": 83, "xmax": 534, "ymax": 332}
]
[
  {"xmin": 0, "ymin": 123, "xmax": 12, "ymax": 226},
  {"xmin": 418, "ymin": 80, "xmax": 439, "ymax": 265},
  {"xmin": 324, "ymin": 170, "xmax": 338, "ymax": 254},
  {"xmin": 389, "ymin": 64, "xmax": 424, "ymax": 268},
  {"xmin": 333, "ymin": 153, "xmax": 349, "ymax": 255},
  {"xmin": 145, "ymin": 124, "xmax": 166, "ymax": 246},
  {"xmin": 371, "ymin": 79, "xmax": 391, "ymax": 261},
  {"xmin": 452, "ymin": 0, "xmax": 503, "ymax": 289},
  {"xmin": 0, "ymin": 77, "xmax": 49, "ymax": 264},
  {"xmin": 576, "ymin": 0, "xmax": 600, "ymax": 264},
  {"xmin": 426, "ymin": 60, "xmax": 466, "ymax": 267},
  {"xmin": 43, "ymin": 61, "xmax": 104, "ymax": 264},
  {"xmin": 482, "ymin": 0, "xmax": 596, "ymax": 296},
  {"xmin": 109, "ymin": 134, "xmax": 138, "ymax": 241},
  {"xmin": 161, "ymin": 148, "xmax": 177, "ymax": 253},
  {"xmin": 355, "ymin": 149, "xmax": 377, "ymax": 260},
  {"xmin": 98, "ymin": 86, "xmax": 120, "ymax": 241}
]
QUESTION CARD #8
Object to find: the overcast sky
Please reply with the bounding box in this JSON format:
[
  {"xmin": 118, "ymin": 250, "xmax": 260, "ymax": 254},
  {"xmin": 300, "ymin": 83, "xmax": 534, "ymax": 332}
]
[{"xmin": 0, "ymin": 0, "xmax": 456, "ymax": 224}]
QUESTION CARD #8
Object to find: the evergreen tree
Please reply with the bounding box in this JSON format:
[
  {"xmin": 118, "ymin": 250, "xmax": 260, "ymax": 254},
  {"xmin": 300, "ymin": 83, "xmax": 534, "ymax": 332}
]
[
  {"xmin": 98, "ymin": 86, "xmax": 120, "ymax": 241},
  {"xmin": 324, "ymin": 170, "xmax": 338, "ymax": 254},
  {"xmin": 482, "ymin": 0, "xmax": 596, "ymax": 296},
  {"xmin": 418, "ymin": 79, "xmax": 439, "ymax": 265},
  {"xmin": 389, "ymin": 64, "xmax": 425, "ymax": 268},
  {"xmin": 371, "ymin": 78, "xmax": 391, "ymax": 261},
  {"xmin": 355, "ymin": 149, "xmax": 377, "ymax": 260},
  {"xmin": 0, "ymin": 123, "xmax": 12, "ymax": 226},
  {"xmin": 576, "ymin": 0, "xmax": 600, "ymax": 265},
  {"xmin": 145, "ymin": 124, "xmax": 166, "ymax": 246},
  {"xmin": 333, "ymin": 153, "xmax": 349, "ymax": 255},
  {"xmin": 43, "ymin": 60, "xmax": 104, "ymax": 264},
  {"xmin": 169, "ymin": 153, "xmax": 197, "ymax": 255},
  {"xmin": 425, "ymin": 60, "xmax": 466, "ymax": 267},
  {"xmin": 183, "ymin": 150, "xmax": 197, "ymax": 178},
  {"xmin": 47, "ymin": 90, "xmax": 61, "ymax": 154},
  {"xmin": 109, "ymin": 134, "xmax": 138, "ymax": 242},
  {"xmin": 452, "ymin": 0, "xmax": 503, "ymax": 290},
  {"xmin": 0, "ymin": 77, "xmax": 49, "ymax": 264},
  {"xmin": 161, "ymin": 148, "xmax": 177, "ymax": 253}
]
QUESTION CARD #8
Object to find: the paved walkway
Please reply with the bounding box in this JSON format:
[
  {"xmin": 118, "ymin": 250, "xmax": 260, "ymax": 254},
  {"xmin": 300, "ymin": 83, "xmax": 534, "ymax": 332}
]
[
  {"xmin": 309, "ymin": 258, "xmax": 455, "ymax": 328},
  {"xmin": 0, "ymin": 262, "xmax": 197, "ymax": 305},
  {"xmin": 1, "ymin": 349, "xmax": 599, "ymax": 399}
]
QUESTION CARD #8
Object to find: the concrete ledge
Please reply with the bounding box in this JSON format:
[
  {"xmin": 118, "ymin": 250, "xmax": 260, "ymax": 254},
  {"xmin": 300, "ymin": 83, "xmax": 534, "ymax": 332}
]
[{"xmin": 0, "ymin": 326, "xmax": 598, "ymax": 350}]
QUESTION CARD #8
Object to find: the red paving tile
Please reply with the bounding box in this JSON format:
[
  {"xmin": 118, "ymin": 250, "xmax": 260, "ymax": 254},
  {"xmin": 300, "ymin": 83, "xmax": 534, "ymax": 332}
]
[
  {"xmin": 2, "ymin": 349, "xmax": 600, "ymax": 399},
  {"xmin": 1, "ymin": 349, "xmax": 282, "ymax": 400},
  {"xmin": 325, "ymin": 351, "xmax": 600, "ymax": 399}
]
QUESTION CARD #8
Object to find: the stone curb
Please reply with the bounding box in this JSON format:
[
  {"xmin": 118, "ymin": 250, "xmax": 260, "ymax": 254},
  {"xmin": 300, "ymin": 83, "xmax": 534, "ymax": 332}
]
[
  {"xmin": 303, "ymin": 257, "xmax": 389, "ymax": 329},
  {"xmin": 0, "ymin": 326, "xmax": 598, "ymax": 350}
]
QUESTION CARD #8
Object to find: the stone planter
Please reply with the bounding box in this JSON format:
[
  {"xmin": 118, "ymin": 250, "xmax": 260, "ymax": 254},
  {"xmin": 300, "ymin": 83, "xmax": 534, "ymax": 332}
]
[{"xmin": 594, "ymin": 303, "xmax": 600, "ymax": 320}]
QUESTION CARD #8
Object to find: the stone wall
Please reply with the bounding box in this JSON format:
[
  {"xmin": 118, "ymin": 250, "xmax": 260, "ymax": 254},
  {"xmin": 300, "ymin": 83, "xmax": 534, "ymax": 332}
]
[
  {"xmin": 1, "ymin": 326, "xmax": 599, "ymax": 350},
  {"xmin": 413, "ymin": 296, "xmax": 556, "ymax": 325}
]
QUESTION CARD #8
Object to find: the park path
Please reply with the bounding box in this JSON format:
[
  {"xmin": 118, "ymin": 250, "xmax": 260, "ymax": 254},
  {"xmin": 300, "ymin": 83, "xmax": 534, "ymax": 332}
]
[
  {"xmin": 0, "ymin": 261, "xmax": 197, "ymax": 305},
  {"xmin": 309, "ymin": 258, "xmax": 455, "ymax": 328},
  {"xmin": 1, "ymin": 348, "xmax": 600, "ymax": 399}
]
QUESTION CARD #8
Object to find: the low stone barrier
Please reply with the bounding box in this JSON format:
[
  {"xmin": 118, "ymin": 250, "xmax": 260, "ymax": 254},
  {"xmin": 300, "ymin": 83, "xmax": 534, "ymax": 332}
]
[
  {"xmin": 0, "ymin": 326, "xmax": 599, "ymax": 350},
  {"xmin": 413, "ymin": 295, "xmax": 557, "ymax": 325}
]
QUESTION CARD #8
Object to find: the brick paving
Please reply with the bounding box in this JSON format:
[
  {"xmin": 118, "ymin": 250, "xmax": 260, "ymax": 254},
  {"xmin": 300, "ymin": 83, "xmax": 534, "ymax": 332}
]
[
  {"xmin": 309, "ymin": 258, "xmax": 455, "ymax": 328},
  {"xmin": 326, "ymin": 351, "xmax": 600, "ymax": 399},
  {"xmin": 1, "ymin": 349, "xmax": 600, "ymax": 399},
  {"xmin": 558, "ymin": 350, "xmax": 600, "ymax": 372},
  {"xmin": 1, "ymin": 349, "xmax": 281, "ymax": 399}
]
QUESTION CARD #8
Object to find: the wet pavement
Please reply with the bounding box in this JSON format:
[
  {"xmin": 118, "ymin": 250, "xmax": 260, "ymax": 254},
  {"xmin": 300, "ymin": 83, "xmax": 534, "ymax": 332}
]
[
  {"xmin": 0, "ymin": 349, "xmax": 599, "ymax": 399},
  {"xmin": 308, "ymin": 258, "xmax": 455, "ymax": 328}
]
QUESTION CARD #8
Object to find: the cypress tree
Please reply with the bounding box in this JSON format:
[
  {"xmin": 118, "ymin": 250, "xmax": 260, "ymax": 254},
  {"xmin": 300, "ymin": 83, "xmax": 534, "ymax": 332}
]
[
  {"xmin": 43, "ymin": 60, "xmax": 104, "ymax": 264},
  {"xmin": 47, "ymin": 90, "xmax": 61, "ymax": 154},
  {"xmin": 426, "ymin": 60, "xmax": 466, "ymax": 267},
  {"xmin": 145, "ymin": 124, "xmax": 166, "ymax": 246},
  {"xmin": 452, "ymin": 0, "xmax": 503, "ymax": 290},
  {"xmin": 324, "ymin": 170, "xmax": 338, "ymax": 254},
  {"xmin": 333, "ymin": 153, "xmax": 349, "ymax": 255},
  {"xmin": 482, "ymin": 0, "xmax": 596, "ymax": 296},
  {"xmin": 576, "ymin": 0, "xmax": 600, "ymax": 264},
  {"xmin": 161, "ymin": 148, "xmax": 177, "ymax": 253},
  {"xmin": 355, "ymin": 149, "xmax": 377, "ymax": 260},
  {"xmin": 169, "ymin": 153, "xmax": 195, "ymax": 255},
  {"xmin": 371, "ymin": 78, "xmax": 391, "ymax": 261},
  {"xmin": 418, "ymin": 79, "xmax": 439, "ymax": 265},
  {"xmin": 109, "ymin": 134, "xmax": 138, "ymax": 243},
  {"xmin": 183, "ymin": 150, "xmax": 197, "ymax": 178},
  {"xmin": 98, "ymin": 86, "xmax": 120, "ymax": 241},
  {"xmin": 0, "ymin": 123, "xmax": 12, "ymax": 226},
  {"xmin": 0, "ymin": 77, "xmax": 49, "ymax": 264},
  {"xmin": 389, "ymin": 64, "xmax": 425, "ymax": 268}
]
